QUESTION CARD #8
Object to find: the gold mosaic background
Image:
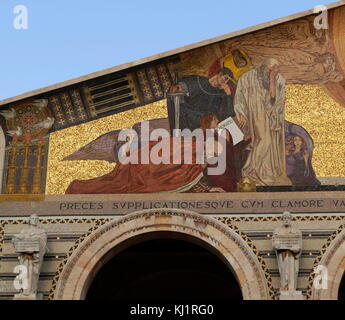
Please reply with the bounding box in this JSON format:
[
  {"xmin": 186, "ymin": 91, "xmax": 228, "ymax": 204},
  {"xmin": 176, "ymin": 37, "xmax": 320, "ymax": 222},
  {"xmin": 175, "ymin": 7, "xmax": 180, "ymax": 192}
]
[
  {"xmin": 285, "ymin": 85, "xmax": 345, "ymax": 178},
  {"xmin": 46, "ymin": 86, "xmax": 345, "ymax": 194}
]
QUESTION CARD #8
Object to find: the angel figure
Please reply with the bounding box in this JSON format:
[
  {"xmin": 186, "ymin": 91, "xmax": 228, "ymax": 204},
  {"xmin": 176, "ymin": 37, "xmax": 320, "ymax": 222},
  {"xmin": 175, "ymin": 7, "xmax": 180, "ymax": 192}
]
[{"xmin": 285, "ymin": 121, "xmax": 320, "ymax": 186}]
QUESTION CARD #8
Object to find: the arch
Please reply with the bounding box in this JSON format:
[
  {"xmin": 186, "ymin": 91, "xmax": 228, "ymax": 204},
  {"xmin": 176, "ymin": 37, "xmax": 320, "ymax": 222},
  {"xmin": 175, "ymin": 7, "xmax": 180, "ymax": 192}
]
[
  {"xmin": 0, "ymin": 127, "xmax": 5, "ymax": 193},
  {"xmin": 86, "ymin": 236, "xmax": 244, "ymax": 300},
  {"xmin": 54, "ymin": 209, "xmax": 270, "ymax": 300},
  {"xmin": 312, "ymin": 228, "xmax": 345, "ymax": 300},
  {"xmin": 339, "ymin": 274, "xmax": 345, "ymax": 300}
]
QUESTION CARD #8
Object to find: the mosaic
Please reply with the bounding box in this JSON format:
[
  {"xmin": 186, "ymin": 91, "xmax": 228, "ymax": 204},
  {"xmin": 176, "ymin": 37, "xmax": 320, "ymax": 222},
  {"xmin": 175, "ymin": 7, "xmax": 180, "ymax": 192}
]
[
  {"xmin": 0, "ymin": 9, "xmax": 345, "ymax": 196},
  {"xmin": 46, "ymin": 101, "xmax": 168, "ymax": 194},
  {"xmin": 45, "ymin": 85, "xmax": 345, "ymax": 194}
]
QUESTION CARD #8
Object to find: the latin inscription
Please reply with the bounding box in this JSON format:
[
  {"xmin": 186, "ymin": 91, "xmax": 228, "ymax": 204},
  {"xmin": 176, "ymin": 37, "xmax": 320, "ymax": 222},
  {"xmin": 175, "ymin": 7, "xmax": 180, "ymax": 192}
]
[
  {"xmin": 56, "ymin": 198, "xmax": 344, "ymax": 214},
  {"xmin": 333, "ymin": 200, "xmax": 345, "ymax": 208},
  {"xmin": 1, "ymin": 195, "xmax": 343, "ymax": 217}
]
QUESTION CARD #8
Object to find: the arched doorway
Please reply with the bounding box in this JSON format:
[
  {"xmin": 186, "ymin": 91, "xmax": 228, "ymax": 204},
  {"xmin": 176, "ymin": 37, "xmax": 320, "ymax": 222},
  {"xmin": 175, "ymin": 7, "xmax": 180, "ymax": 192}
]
[
  {"xmin": 339, "ymin": 275, "xmax": 345, "ymax": 300},
  {"xmin": 54, "ymin": 209, "xmax": 270, "ymax": 300},
  {"xmin": 86, "ymin": 235, "xmax": 243, "ymax": 301}
]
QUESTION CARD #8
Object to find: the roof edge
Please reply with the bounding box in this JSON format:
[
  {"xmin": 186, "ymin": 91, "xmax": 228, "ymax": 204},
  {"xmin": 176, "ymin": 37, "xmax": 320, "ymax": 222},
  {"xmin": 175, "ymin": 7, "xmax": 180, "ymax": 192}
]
[{"xmin": 1, "ymin": 0, "xmax": 344, "ymax": 107}]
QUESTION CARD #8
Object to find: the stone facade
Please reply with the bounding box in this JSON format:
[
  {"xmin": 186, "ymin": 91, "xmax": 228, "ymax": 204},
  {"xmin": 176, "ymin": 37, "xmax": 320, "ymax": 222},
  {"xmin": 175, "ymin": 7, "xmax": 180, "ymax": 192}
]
[
  {"xmin": 1, "ymin": 2, "xmax": 345, "ymax": 301},
  {"xmin": 0, "ymin": 202, "xmax": 344, "ymax": 300}
]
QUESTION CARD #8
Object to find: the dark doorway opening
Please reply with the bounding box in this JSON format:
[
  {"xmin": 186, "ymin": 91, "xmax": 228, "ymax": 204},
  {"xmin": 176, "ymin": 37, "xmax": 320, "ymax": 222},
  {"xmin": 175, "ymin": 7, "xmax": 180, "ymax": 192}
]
[
  {"xmin": 86, "ymin": 238, "xmax": 243, "ymax": 301},
  {"xmin": 339, "ymin": 274, "xmax": 345, "ymax": 300}
]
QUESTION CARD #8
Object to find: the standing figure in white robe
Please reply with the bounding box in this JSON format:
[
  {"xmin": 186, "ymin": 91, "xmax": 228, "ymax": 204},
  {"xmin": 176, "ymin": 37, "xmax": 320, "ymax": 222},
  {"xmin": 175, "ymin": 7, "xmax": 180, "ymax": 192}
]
[
  {"xmin": 234, "ymin": 58, "xmax": 291, "ymax": 186},
  {"xmin": 272, "ymin": 212, "xmax": 302, "ymax": 294}
]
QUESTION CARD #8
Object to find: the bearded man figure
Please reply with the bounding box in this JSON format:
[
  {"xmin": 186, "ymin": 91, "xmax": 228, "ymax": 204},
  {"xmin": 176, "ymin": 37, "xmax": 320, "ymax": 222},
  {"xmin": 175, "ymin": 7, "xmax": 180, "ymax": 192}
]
[{"xmin": 234, "ymin": 58, "xmax": 291, "ymax": 186}]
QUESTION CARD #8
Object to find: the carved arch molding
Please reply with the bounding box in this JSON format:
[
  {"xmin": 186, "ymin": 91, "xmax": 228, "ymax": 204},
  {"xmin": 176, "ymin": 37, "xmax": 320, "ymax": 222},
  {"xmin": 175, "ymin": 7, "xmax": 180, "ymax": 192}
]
[
  {"xmin": 312, "ymin": 227, "xmax": 345, "ymax": 300},
  {"xmin": 54, "ymin": 209, "xmax": 270, "ymax": 300}
]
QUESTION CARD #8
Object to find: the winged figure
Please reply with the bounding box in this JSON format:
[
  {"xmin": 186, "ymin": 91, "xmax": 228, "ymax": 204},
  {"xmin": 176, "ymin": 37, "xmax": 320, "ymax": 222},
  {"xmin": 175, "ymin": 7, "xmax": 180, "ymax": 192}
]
[
  {"xmin": 285, "ymin": 120, "xmax": 320, "ymax": 186},
  {"xmin": 31, "ymin": 99, "xmax": 49, "ymax": 110},
  {"xmin": 33, "ymin": 117, "xmax": 55, "ymax": 130},
  {"xmin": 7, "ymin": 126, "xmax": 23, "ymax": 137},
  {"xmin": 0, "ymin": 108, "xmax": 16, "ymax": 120},
  {"xmin": 63, "ymin": 118, "xmax": 170, "ymax": 163},
  {"xmin": 285, "ymin": 121, "xmax": 315, "ymax": 157},
  {"xmin": 64, "ymin": 118, "xmax": 320, "ymax": 187}
]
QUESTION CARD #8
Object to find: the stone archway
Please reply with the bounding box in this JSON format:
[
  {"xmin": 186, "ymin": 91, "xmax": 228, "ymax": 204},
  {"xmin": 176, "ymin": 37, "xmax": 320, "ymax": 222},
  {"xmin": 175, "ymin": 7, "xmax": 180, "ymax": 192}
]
[
  {"xmin": 86, "ymin": 236, "xmax": 244, "ymax": 300},
  {"xmin": 312, "ymin": 228, "xmax": 345, "ymax": 300},
  {"xmin": 54, "ymin": 209, "xmax": 270, "ymax": 300}
]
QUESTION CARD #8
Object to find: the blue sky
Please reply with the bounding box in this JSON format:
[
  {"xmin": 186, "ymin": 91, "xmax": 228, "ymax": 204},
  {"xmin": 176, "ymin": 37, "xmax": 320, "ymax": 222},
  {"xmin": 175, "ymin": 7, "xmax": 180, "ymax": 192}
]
[{"xmin": 0, "ymin": 0, "xmax": 335, "ymax": 100}]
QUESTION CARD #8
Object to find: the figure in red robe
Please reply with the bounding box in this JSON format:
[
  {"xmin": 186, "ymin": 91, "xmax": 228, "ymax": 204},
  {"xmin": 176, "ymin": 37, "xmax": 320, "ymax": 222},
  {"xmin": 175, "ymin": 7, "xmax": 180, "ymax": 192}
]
[{"xmin": 65, "ymin": 114, "xmax": 249, "ymax": 194}]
